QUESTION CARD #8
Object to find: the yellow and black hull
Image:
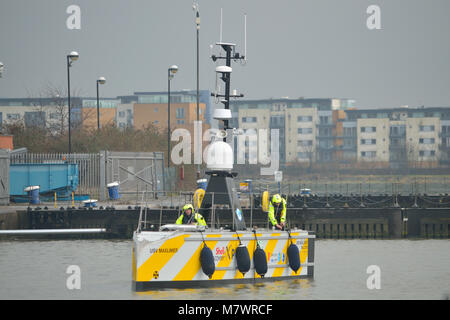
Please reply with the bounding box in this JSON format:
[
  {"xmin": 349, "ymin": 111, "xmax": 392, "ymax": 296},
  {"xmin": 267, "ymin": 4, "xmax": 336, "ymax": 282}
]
[{"xmin": 132, "ymin": 229, "xmax": 315, "ymax": 291}]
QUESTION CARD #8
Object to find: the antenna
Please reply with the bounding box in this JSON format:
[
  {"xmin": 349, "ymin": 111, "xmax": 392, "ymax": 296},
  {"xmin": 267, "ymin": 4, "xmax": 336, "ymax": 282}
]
[
  {"xmin": 220, "ymin": 8, "xmax": 223, "ymax": 43},
  {"xmin": 244, "ymin": 13, "xmax": 247, "ymax": 61},
  {"xmin": 210, "ymin": 9, "xmax": 246, "ymax": 136}
]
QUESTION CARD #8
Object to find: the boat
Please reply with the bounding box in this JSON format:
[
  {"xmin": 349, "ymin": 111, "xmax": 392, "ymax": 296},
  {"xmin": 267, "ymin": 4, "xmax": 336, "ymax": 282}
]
[
  {"xmin": 132, "ymin": 22, "xmax": 315, "ymax": 291},
  {"xmin": 132, "ymin": 224, "xmax": 315, "ymax": 290}
]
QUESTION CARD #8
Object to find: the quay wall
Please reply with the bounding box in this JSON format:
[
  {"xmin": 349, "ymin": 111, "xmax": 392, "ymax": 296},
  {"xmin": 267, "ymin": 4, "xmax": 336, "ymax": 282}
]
[{"xmin": 1, "ymin": 206, "xmax": 449, "ymax": 239}]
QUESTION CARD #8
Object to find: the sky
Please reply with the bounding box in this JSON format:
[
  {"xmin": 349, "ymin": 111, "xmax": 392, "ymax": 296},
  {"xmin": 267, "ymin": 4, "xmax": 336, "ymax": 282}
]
[{"xmin": 0, "ymin": 0, "xmax": 449, "ymax": 109}]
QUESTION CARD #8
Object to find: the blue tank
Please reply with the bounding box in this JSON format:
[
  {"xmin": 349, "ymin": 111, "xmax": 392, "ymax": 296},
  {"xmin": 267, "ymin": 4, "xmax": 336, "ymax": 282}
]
[{"xmin": 10, "ymin": 163, "xmax": 79, "ymax": 198}]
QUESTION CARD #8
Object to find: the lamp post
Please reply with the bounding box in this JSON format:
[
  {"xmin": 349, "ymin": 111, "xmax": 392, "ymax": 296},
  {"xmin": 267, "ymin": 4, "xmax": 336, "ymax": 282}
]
[
  {"xmin": 193, "ymin": 3, "xmax": 200, "ymax": 122},
  {"xmin": 167, "ymin": 65, "xmax": 178, "ymax": 168},
  {"xmin": 66, "ymin": 51, "xmax": 79, "ymax": 154},
  {"xmin": 96, "ymin": 76, "xmax": 106, "ymax": 130},
  {"xmin": 193, "ymin": 2, "xmax": 201, "ymax": 178}
]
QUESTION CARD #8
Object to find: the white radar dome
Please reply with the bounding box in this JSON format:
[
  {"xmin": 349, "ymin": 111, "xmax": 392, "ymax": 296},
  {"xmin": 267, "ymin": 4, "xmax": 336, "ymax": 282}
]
[{"xmin": 205, "ymin": 141, "xmax": 233, "ymax": 171}]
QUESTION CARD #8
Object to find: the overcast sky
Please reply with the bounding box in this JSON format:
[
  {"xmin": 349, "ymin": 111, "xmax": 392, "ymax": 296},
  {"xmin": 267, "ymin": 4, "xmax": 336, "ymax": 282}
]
[{"xmin": 0, "ymin": 0, "xmax": 449, "ymax": 108}]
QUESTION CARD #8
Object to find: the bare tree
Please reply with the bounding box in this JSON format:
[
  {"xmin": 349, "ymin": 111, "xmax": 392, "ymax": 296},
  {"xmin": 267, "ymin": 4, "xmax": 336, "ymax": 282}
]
[{"xmin": 26, "ymin": 82, "xmax": 82, "ymax": 136}]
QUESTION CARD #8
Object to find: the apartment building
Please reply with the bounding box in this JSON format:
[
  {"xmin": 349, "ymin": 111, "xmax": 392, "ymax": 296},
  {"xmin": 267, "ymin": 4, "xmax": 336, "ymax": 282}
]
[
  {"xmin": 230, "ymin": 98, "xmax": 354, "ymax": 166},
  {"xmin": 344, "ymin": 107, "xmax": 448, "ymax": 168},
  {"xmin": 133, "ymin": 102, "xmax": 206, "ymax": 130},
  {"xmin": 80, "ymin": 98, "xmax": 120, "ymax": 129},
  {"xmin": 0, "ymin": 97, "xmax": 83, "ymax": 132},
  {"xmin": 406, "ymin": 117, "xmax": 441, "ymax": 165},
  {"xmin": 286, "ymin": 107, "xmax": 318, "ymax": 163},
  {"xmin": 116, "ymin": 95, "xmax": 138, "ymax": 129},
  {"xmin": 0, "ymin": 97, "xmax": 125, "ymax": 131},
  {"xmin": 357, "ymin": 118, "xmax": 390, "ymax": 163}
]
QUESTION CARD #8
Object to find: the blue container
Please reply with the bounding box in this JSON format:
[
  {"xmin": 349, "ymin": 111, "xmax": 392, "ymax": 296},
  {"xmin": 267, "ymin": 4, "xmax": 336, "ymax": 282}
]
[
  {"xmin": 107, "ymin": 182, "xmax": 120, "ymax": 200},
  {"xmin": 24, "ymin": 186, "xmax": 40, "ymax": 204},
  {"xmin": 10, "ymin": 163, "xmax": 79, "ymax": 196},
  {"xmin": 197, "ymin": 179, "xmax": 208, "ymax": 190}
]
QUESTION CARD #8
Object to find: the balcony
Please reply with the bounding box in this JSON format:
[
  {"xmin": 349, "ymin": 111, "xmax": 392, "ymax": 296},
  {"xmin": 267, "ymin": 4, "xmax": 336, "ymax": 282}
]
[{"xmin": 317, "ymin": 122, "xmax": 334, "ymax": 127}]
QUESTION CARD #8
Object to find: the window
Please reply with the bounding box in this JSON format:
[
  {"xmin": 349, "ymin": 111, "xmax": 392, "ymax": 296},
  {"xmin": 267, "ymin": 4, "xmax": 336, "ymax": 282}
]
[
  {"xmin": 25, "ymin": 111, "xmax": 46, "ymax": 127},
  {"xmin": 360, "ymin": 139, "xmax": 376, "ymax": 145},
  {"xmin": 297, "ymin": 140, "xmax": 313, "ymax": 146},
  {"xmin": 242, "ymin": 117, "xmax": 257, "ymax": 123},
  {"xmin": 297, "ymin": 152, "xmax": 309, "ymax": 159},
  {"xmin": 343, "ymin": 127, "xmax": 356, "ymax": 136},
  {"xmin": 360, "ymin": 126, "xmax": 376, "ymax": 133},
  {"xmin": 419, "ymin": 150, "xmax": 436, "ymax": 157},
  {"xmin": 176, "ymin": 120, "xmax": 185, "ymax": 124},
  {"xmin": 419, "ymin": 138, "xmax": 435, "ymax": 144},
  {"xmin": 344, "ymin": 139, "xmax": 354, "ymax": 147},
  {"xmin": 297, "ymin": 116, "xmax": 312, "ymax": 122},
  {"xmin": 7, "ymin": 113, "xmax": 20, "ymax": 120},
  {"xmin": 361, "ymin": 151, "xmax": 376, "ymax": 158},
  {"xmin": 270, "ymin": 116, "xmax": 284, "ymax": 126},
  {"xmin": 272, "ymin": 103, "xmax": 287, "ymax": 111},
  {"xmin": 298, "ymin": 127, "xmax": 313, "ymax": 134},
  {"xmin": 419, "ymin": 125, "xmax": 435, "ymax": 132},
  {"xmin": 118, "ymin": 111, "xmax": 125, "ymax": 117},
  {"xmin": 171, "ymin": 96, "xmax": 181, "ymax": 103},
  {"xmin": 319, "ymin": 127, "xmax": 332, "ymax": 136},
  {"xmin": 319, "ymin": 116, "xmax": 330, "ymax": 124},
  {"xmin": 49, "ymin": 113, "xmax": 59, "ymax": 119},
  {"xmin": 176, "ymin": 108, "xmax": 185, "ymax": 119}
]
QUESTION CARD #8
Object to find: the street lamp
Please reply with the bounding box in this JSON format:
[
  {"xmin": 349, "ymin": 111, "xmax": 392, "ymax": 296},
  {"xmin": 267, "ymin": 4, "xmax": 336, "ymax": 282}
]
[
  {"xmin": 96, "ymin": 76, "xmax": 106, "ymax": 130},
  {"xmin": 193, "ymin": 2, "xmax": 201, "ymax": 178},
  {"xmin": 168, "ymin": 65, "xmax": 178, "ymax": 168},
  {"xmin": 67, "ymin": 51, "xmax": 79, "ymax": 154},
  {"xmin": 193, "ymin": 3, "xmax": 200, "ymax": 122}
]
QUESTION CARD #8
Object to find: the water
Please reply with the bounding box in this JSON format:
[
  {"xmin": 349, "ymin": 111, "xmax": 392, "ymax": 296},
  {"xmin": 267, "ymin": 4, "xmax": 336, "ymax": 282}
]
[{"xmin": 0, "ymin": 239, "xmax": 449, "ymax": 300}]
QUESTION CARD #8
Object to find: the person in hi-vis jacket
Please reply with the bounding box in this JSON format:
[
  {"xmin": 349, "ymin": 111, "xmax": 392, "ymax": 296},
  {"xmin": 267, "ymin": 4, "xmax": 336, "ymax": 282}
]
[
  {"xmin": 176, "ymin": 203, "xmax": 207, "ymax": 226},
  {"xmin": 268, "ymin": 194, "xmax": 287, "ymax": 230}
]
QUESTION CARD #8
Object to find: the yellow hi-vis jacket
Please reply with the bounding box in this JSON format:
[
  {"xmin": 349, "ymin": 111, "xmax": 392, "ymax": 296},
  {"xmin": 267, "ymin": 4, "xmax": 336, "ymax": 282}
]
[
  {"xmin": 268, "ymin": 198, "xmax": 286, "ymax": 226},
  {"xmin": 176, "ymin": 212, "xmax": 207, "ymax": 226}
]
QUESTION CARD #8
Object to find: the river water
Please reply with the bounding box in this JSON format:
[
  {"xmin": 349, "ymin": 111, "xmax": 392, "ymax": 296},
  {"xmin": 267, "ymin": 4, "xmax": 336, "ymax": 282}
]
[{"xmin": 0, "ymin": 239, "xmax": 449, "ymax": 300}]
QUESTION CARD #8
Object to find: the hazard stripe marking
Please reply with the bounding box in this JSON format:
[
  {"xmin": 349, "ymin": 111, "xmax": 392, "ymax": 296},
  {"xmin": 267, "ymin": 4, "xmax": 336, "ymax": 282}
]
[
  {"xmin": 136, "ymin": 235, "xmax": 189, "ymax": 282},
  {"xmin": 173, "ymin": 234, "xmax": 221, "ymax": 281}
]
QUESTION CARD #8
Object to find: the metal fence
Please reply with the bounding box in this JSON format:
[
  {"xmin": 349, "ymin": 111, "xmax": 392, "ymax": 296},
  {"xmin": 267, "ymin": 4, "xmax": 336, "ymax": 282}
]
[
  {"xmin": 246, "ymin": 177, "xmax": 450, "ymax": 196},
  {"xmin": 104, "ymin": 151, "xmax": 165, "ymax": 201},
  {"xmin": 0, "ymin": 150, "xmax": 9, "ymax": 205},
  {"xmin": 9, "ymin": 151, "xmax": 166, "ymax": 202},
  {"xmin": 10, "ymin": 152, "xmax": 102, "ymax": 199}
]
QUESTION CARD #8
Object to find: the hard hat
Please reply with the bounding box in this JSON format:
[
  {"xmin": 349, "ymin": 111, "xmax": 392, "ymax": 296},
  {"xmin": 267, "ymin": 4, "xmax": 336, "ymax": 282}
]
[
  {"xmin": 182, "ymin": 203, "xmax": 194, "ymax": 213},
  {"xmin": 272, "ymin": 194, "xmax": 282, "ymax": 204}
]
